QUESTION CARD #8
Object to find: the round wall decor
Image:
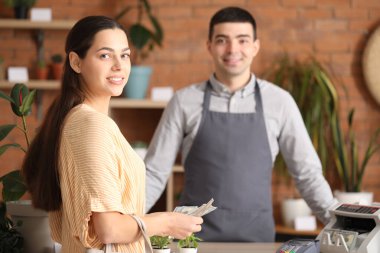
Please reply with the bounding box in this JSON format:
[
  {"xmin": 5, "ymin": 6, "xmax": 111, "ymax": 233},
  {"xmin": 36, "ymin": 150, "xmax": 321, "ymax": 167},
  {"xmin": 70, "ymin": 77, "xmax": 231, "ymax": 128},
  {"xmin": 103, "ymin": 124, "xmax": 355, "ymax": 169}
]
[{"xmin": 363, "ymin": 25, "xmax": 380, "ymax": 105}]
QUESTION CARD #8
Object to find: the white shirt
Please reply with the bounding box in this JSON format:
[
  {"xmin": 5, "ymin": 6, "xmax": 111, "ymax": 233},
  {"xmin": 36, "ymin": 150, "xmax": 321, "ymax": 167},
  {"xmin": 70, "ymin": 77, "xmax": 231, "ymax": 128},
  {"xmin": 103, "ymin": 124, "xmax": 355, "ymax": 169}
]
[{"xmin": 145, "ymin": 74, "xmax": 337, "ymax": 224}]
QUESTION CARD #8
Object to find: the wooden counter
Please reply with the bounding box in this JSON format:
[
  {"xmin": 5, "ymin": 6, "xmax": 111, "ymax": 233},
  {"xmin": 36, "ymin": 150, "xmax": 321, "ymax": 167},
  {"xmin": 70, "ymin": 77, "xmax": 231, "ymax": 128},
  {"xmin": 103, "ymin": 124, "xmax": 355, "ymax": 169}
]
[{"xmin": 169, "ymin": 242, "xmax": 281, "ymax": 253}]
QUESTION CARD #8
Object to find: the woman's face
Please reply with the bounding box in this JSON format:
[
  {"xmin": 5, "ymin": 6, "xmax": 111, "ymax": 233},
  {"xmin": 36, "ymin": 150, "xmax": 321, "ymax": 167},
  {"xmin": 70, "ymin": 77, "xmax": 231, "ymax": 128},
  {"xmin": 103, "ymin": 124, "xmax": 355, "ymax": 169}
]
[{"xmin": 74, "ymin": 28, "xmax": 131, "ymax": 99}]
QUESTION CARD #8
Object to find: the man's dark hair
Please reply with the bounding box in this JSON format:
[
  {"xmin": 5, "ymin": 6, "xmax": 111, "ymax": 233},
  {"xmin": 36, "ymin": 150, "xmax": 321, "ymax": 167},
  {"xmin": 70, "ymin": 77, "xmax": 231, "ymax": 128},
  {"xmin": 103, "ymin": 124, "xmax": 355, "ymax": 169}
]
[{"xmin": 208, "ymin": 6, "xmax": 257, "ymax": 41}]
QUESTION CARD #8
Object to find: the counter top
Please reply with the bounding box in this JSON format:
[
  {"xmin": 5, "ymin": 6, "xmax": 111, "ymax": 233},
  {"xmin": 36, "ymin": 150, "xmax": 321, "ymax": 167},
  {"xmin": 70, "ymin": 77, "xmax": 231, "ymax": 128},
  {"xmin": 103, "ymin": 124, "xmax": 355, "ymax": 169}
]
[{"xmin": 169, "ymin": 242, "xmax": 281, "ymax": 253}]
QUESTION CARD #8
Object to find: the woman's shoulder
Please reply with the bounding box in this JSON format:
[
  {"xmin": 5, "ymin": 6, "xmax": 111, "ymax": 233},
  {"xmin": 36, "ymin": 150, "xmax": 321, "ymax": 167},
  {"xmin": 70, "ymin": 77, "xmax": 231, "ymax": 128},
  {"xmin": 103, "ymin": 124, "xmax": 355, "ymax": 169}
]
[{"xmin": 64, "ymin": 104, "xmax": 117, "ymax": 136}]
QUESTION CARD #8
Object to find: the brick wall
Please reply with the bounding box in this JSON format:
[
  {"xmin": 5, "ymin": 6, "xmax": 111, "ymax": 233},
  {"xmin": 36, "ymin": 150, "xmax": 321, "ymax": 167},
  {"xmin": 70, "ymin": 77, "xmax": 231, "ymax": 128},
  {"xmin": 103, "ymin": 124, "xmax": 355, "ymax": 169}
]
[{"xmin": 1, "ymin": 0, "xmax": 380, "ymax": 222}]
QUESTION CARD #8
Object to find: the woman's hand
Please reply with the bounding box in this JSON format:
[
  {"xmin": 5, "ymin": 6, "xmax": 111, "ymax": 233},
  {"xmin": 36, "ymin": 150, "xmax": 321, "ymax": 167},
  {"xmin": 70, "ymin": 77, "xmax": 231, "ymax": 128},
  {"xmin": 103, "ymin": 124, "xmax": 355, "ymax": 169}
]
[{"xmin": 143, "ymin": 212, "xmax": 203, "ymax": 239}]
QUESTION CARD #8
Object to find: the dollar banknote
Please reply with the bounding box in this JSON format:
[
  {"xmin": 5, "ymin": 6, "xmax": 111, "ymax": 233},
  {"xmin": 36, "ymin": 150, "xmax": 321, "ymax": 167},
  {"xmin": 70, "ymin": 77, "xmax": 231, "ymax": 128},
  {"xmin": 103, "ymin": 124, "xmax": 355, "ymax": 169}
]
[
  {"xmin": 324, "ymin": 228, "xmax": 358, "ymax": 250},
  {"xmin": 174, "ymin": 198, "xmax": 217, "ymax": 217}
]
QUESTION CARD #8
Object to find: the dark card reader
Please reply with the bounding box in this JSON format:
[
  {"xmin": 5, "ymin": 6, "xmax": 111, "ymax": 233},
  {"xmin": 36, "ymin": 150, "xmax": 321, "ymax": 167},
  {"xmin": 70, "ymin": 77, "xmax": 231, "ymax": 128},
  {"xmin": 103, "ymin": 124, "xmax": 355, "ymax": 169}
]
[{"xmin": 277, "ymin": 239, "xmax": 320, "ymax": 253}]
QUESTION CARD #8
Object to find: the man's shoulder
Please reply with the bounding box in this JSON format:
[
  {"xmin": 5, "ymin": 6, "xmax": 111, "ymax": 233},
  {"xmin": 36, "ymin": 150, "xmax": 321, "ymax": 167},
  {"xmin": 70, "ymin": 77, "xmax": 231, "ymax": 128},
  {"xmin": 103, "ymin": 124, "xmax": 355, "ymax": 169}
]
[
  {"xmin": 258, "ymin": 78, "xmax": 293, "ymax": 101},
  {"xmin": 172, "ymin": 81, "xmax": 206, "ymax": 103}
]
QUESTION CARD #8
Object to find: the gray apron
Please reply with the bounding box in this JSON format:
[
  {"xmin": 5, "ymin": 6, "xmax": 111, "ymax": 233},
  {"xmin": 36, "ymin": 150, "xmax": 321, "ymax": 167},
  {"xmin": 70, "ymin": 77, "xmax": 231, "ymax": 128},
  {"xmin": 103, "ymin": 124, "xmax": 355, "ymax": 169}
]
[{"xmin": 180, "ymin": 80, "xmax": 274, "ymax": 242}]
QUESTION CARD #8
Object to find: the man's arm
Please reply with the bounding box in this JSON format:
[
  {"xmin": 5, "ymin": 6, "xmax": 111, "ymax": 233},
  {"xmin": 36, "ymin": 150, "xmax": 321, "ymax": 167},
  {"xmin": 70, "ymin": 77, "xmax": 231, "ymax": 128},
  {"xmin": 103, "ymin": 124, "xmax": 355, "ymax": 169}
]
[
  {"xmin": 144, "ymin": 94, "xmax": 185, "ymax": 211},
  {"xmin": 278, "ymin": 93, "xmax": 337, "ymax": 224}
]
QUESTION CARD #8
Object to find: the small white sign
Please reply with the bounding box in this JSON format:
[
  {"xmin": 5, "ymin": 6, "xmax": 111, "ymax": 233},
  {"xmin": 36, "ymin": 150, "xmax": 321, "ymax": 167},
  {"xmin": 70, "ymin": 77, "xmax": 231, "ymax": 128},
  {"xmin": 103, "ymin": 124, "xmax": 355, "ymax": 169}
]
[
  {"xmin": 151, "ymin": 86, "xmax": 174, "ymax": 101},
  {"xmin": 30, "ymin": 8, "xmax": 52, "ymax": 21},
  {"xmin": 294, "ymin": 215, "xmax": 317, "ymax": 231},
  {"xmin": 7, "ymin": 67, "xmax": 29, "ymax": 82}
]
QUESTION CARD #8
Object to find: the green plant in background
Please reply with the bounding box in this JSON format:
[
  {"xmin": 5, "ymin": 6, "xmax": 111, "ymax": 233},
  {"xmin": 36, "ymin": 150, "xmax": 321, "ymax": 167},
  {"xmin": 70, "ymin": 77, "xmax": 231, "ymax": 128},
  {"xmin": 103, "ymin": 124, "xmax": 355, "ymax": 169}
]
[
  {"xmin": 330, "ymin": 108, "xmax": 380, "ymax": 192},
  {"xmin": 3, "ymin": 0, "xmax": 36, "ymax": 7},
  {"xmin": 115, "ymin": 0, "xmax": 163, "ymax": 63},
  {"xmin": 50, "ymin": 54, "xmax": 63, "ymax": 64},
  {"xmin": 178, "ymin": 233, "xmax": 202, "ymax": 249},
  {"xmin": 0, "ymin": 201, "xmax": 23, "ymax": 252},
  {"xmin": 150, "ymin": 235, "xmax": 171, "ymax": 249},
  {"xmin": 265, "ymin": 54, "xmax": 338, "ymax": 178},
  {"xmin": 37, "ymin": 59, "xmax": 46, "ymax": 69},
  {"xmin": 0, "ymin": 83, "xmax": 36, "ymax": 201}
]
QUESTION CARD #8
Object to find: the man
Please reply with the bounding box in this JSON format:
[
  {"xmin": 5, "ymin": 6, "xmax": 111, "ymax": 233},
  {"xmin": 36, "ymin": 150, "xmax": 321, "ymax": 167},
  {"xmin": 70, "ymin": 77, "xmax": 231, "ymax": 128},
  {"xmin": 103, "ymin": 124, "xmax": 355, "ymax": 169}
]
[{"xmin": 145, "ymin": 6, "xmax": 336, "ymax": 242}]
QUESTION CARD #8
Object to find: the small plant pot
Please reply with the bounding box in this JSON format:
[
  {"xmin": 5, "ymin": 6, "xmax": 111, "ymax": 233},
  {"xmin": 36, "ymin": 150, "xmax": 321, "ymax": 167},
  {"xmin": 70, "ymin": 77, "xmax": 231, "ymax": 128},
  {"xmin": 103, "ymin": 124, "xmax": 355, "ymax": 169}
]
[
  {"xmin": 36, "ymin": 68, "xmax": 48, "ymax": 80},
  {"xmin": 0, "ymin": 63, "xmax": 4, "ymax": 80},
  {"xmin": 179, "ymin": 248, "xmax": 197, "ymax": 253},
  {"xmin": 51, "ymin": 63, "xmax": 63, "ymax": 80},
  {"xmin": 334, "ymin": 191, "xmax": 373, "ymax": 205},
  {"xmin": 153, "ymin": 248, "xmax": 171, "ymax": 253}
]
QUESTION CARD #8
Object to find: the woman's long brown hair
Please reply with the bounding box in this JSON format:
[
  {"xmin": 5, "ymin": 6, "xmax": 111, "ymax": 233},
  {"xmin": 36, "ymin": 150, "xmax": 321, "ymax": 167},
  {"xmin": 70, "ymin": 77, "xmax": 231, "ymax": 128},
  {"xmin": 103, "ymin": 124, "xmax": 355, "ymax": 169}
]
[{"xmin": 22, "ymin": 16, "xmax": 126, "ymax": 211}]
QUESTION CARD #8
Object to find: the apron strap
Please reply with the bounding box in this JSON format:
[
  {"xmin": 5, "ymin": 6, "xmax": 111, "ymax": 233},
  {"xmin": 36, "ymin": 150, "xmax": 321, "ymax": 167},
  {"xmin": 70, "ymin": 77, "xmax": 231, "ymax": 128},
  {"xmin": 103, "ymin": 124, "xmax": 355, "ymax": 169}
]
[{"xmin": 205, "ymin": 79, "xmax": 263, "ymax": 114}]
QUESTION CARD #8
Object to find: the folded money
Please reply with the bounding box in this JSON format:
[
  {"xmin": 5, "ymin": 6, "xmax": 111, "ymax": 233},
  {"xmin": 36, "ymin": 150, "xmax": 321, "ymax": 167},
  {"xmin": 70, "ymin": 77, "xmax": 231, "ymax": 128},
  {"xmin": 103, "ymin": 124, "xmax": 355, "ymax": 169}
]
[
  {"xmin": 324, "ymin": 228, "xmax": 358, "ymax": 250},
  {"xmin": 174, "ymin": 198, "xmax": 217, "ymax": 217}
]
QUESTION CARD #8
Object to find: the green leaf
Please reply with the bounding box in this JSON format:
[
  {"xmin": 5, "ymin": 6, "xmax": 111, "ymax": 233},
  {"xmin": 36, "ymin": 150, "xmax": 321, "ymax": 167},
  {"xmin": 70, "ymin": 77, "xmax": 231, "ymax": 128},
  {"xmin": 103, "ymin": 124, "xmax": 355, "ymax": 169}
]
[
  {"xmin": 20, "ymin": 89, "xmax": 36, "ymax": 116},
  {"xmin": 115, "ymin": 6, "xmax": 133, "ymax": 20},
  {"xmin": 10, "ymin": 83, "xmax": 29, "ymax": 117},
  {"xmin": 0, "ymin": 170, "xmax": 27, "ymax": 202},
  {"xmin": 0, "ymin": 90, "xmax": 15, "ymax": 104},
  {"xmin": 0, "ymin": 125, "xmax": 16, "ymax": 142},
  {"xmin": 148, "ymin": 15, "xmax": 163, "ymax": 46},
  {"xmin": 0, "ymin": 143, "xmax": 21, "ymax": 156},
  {"xmin": 130, "ymin": 24, "xmax": 152, "ymax": 50}
]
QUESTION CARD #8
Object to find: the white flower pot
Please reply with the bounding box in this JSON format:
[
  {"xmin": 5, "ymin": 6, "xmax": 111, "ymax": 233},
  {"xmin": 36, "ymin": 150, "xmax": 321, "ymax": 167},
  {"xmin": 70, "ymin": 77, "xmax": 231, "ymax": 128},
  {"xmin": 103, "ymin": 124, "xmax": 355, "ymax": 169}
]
[
  {"xmin": 281, "ymin": 198, "xmax": 312, "ymax": 228},
  {"xmin": 153, "ymin": 248, "xmax": 171, "ymax": 253},
  {"xmin": 179, "ymin": 248, "xmax": 197, "ymax": 253},
  {"xmin": 6, "ymin": 200, "xmax": 54, "ymax": 253},
  {"xmin": 334, "ymin": 191, "xmax": 373, "ymax": 205}
]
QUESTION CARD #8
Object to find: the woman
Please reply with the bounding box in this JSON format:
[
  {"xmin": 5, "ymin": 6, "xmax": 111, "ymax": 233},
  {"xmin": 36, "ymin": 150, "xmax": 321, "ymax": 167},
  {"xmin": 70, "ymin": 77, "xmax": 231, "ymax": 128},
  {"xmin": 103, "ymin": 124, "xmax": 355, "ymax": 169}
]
[{"xmin": 22, "ymin": 16, "xmax": 202, "ymax": 253}]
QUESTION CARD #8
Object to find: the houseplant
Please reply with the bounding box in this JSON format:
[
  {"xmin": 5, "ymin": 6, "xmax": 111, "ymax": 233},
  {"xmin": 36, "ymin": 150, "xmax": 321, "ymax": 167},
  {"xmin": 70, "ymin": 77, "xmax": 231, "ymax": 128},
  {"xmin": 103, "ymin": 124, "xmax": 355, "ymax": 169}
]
[
  {"xmin": 50, "ymin": 54, "xmax": 64, "ymax": 80},
  {"xmin": 265, "ymin": 54, "xmax": 338, "ymax": 227},
  {"xmin": 150, "ymin": 235, "xmax": 171, "ymax": 253},
  {"xmin": 330, "ymin": 108, "xmax": 380, "ymax": 204},
  {"xmin": 177, "ymin": 233, "xmax": 202, "ymax": 253},
  {"xmin": 0, "ymin": 56, "xmax": 4, "ymax": 80},
  {"xmin": 0, "ymin": 201, "xmax": 23, "ymax": 252},
  {"xmin": 0, "ymin": 83, "xmax": 54, "ymax": 253},
  {"xmin": 3, "ymin": 0, "xmax": 37, "ymax": 19},
  {"xmin": 35, "ymin": 59, "xmax": 48, "ymax": 80},
  {"xmin": 115, "ymin": 0, "xmax": 164, "ymax": 99}
]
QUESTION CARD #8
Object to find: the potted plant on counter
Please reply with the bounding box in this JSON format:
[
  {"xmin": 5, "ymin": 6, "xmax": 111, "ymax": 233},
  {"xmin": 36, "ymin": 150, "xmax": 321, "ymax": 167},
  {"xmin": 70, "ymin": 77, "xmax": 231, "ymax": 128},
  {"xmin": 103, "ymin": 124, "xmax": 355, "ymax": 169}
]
[
  {"xmin": 177, "ymin": 234, "xmax": 202, "ymax": 253},
  {"xmin": 0, "ymin": 83, "xmax": 55, "ymax": 253},
  {"xmin": 150, "ymin": 235, "xmax": 171, "ymax": 253},
  {"xmin": 115, "ymin": 0, "xmax": 163, "ymax": 99}
]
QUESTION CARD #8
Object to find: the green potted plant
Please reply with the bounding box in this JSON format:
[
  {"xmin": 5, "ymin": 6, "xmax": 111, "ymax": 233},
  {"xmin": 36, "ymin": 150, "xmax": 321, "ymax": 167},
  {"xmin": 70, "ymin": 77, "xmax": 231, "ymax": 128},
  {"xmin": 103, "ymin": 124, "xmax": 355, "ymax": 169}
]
[
  {"xmin": 150, "ymin": 235, "xmax": 171, "ymax": 253},
  {"xmin": 50, "ymin": 53, "xmax": 64, "ymax": 80},
  {"xmin": 0, "ymin": 83, "xmax": 55, "ymax": 253},
  {"xmin": 0, "ymin": 56, "xmax": 4, "ymax": 80},
  {"xmin": 35, "ymin": 59, "xmax": 48, "ymax": 80},
  {"xmin": 115, "ymin": 0, "xmax": 164, "ymax": 99},
  {"xmin": 3, "ymin": 0, "xmax": 37, "ymax": 19},
  {"xmin": 265, "ymin": 54, "xmax": 338, "ymax": 228},
  {"xmin": 177, "ymin": 233, "xmax": 202, "ymax": 253},
  {"xmin": 330, "ymin": 107, "xmax": 380, "ymax": 204},
  {"xmin": 0, "ymin": 201, "xmax": 24, "ymax": 252}
]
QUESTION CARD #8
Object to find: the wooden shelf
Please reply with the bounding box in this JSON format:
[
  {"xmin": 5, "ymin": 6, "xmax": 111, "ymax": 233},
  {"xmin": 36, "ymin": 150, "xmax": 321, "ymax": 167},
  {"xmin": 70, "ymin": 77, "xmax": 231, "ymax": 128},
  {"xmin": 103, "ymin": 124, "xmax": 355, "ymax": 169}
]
[
  {"xmin": 0, "ymin": 80, "xmax": 60, "ymax": 89},
  {"xmin": 0, "ymin": 19, "xmax": 76, "ymax": 29},
  {"xmin": 110, "ymin": 98, "xmax": 167, "ymax": 109}
]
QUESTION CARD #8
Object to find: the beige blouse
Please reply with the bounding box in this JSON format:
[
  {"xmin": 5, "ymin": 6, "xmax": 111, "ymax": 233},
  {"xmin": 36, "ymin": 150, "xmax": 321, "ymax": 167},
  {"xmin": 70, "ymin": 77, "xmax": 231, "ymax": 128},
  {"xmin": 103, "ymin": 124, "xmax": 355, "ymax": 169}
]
[{"xmin": 49, "ymin": 104, "xmax": 146, "ymax": 253}]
